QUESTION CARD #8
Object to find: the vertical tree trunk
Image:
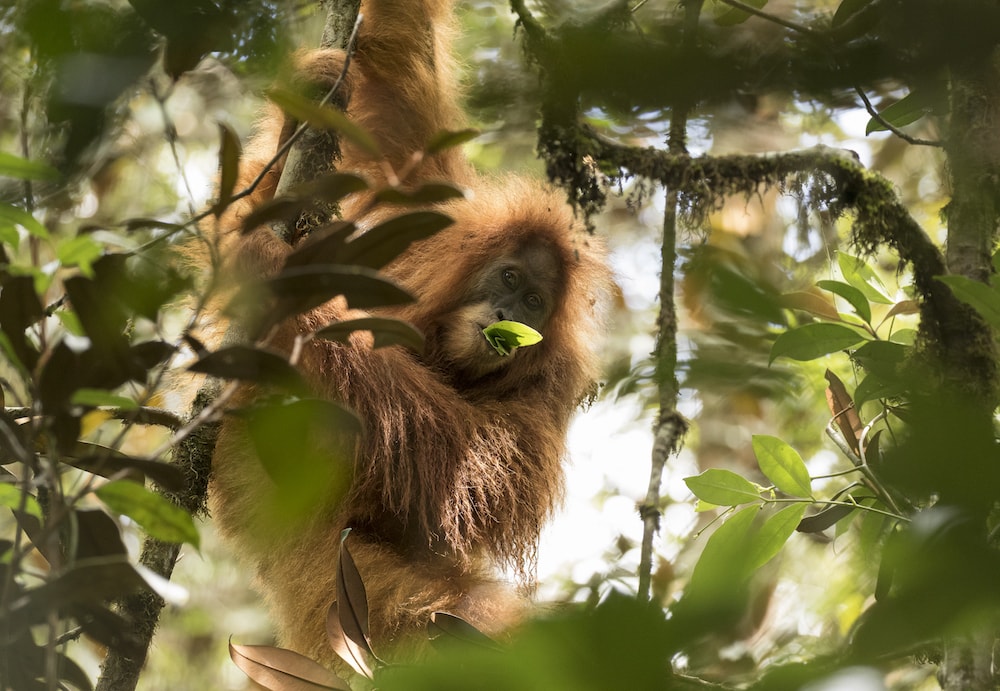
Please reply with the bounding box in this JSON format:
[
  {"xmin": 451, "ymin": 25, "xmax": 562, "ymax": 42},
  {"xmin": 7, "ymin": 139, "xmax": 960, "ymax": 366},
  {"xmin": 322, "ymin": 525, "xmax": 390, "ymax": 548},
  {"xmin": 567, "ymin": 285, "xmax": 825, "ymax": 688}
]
[{"xmin": 938, "ymin": 47, "xmax": 1000, "ymax": 691}]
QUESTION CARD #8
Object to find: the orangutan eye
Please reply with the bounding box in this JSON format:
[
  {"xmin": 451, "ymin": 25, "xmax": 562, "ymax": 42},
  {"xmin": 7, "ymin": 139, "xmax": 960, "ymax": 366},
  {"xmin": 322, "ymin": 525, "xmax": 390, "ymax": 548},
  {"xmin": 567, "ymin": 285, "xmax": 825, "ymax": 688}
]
[
  {"xmin": 525, "ymin": 293, "xmax": 543, "ymax": 311},
  {"xmin": 502, "ymin": 269, "xmax": 518, "ymax": 289}
]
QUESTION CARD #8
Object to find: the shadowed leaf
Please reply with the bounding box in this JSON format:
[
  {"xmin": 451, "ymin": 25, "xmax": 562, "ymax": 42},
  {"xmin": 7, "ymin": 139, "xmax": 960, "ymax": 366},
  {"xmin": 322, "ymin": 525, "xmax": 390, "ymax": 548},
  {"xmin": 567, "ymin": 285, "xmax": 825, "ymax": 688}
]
[
  {"xmin": 188, "ymin": 345, "xmax": 305, "ymax": 392},
  {"xmin": 334, "ymin": 530, "xmax": 378, "ymax": 676},
  {"xmin": 315, "ymin": 317, "xmax": 424, "ymax": 351},
  {"xmin": 337, "ymin": 211, "xmax": 453, "ymax": 269},
  {"xmin": 229, "ymin": 641, "xmax": 351, "ymax": 691},
  {"xmin": 798, "ymin": 503, "xmax": 856, "ymax": 533},
  {"xmin": 212, "ymin": 122, "xmax": 242, "ymax": 216},
  {"xmin": 375, "ymin": 182, "xmax": 465, "ymax": 205},
  {"xmin": 428, "ymin": 612, "xmax": 500, "ymax": 652}
]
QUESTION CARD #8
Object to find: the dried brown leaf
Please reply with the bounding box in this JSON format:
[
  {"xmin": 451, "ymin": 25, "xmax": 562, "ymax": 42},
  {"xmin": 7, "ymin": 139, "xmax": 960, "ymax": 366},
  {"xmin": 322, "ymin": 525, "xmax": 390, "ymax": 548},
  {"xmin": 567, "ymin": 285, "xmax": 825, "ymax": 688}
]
[
  {"xmin": 229, "ymin": 641, "xmax": 350, "ymax": 691},
  {"xmin": 824, "ymin": 369, "xmax": 863, "ymax": 455}
]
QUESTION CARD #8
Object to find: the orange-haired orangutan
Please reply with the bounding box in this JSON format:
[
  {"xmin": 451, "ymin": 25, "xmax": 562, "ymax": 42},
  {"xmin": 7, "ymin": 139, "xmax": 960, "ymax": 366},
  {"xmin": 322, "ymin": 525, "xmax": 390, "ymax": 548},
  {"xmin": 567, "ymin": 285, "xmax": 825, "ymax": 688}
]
[{"xmin": 207, "ymin": 0, "xmax": 612, "ymax": 668}]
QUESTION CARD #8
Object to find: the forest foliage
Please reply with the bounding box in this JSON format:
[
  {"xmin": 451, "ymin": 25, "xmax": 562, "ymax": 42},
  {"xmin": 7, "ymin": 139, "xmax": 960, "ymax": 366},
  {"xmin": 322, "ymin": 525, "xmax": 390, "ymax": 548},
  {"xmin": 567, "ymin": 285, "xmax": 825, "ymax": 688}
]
[{"xmin": 2, "ymin": 0, "xmax": 1000, "ymax": 689}]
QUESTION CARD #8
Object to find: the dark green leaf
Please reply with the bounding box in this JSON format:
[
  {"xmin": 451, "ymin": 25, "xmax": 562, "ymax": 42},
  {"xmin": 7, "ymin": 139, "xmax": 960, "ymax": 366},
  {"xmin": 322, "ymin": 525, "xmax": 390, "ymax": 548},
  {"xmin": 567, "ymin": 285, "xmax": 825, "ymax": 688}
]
[
  {"xmin": 314, "ymin": 317, "xmax": 424, "ymax": 352},
  {"xmin": 284, "ymin": 221, "xmax": 355, "ymax": 269},
  {"xmin": 337, "ymin": 211, "xmax": 453, "ymax": 270},
  {"xmin": 2, "ymin": 558, "xmax": 151, "ymax": 632},
  {"xmin": 212, "ymin": 122, "xmax": 242, "ymax": 216},
  {"xmin": 95, "ymin": 480, "xmax": 200, "ymax": 547},
  {"xmin": 797, "ymin": 503, "xmax": 855, "ymax": 533},
  {"xmin": 188, "ymin": 345, "xmax": 305, "ymax": 392},
  {"xmin": 62, "ymin": 446, "xmax": 186, "ymax": 492},
  {"xmin": 262, "ymin": 265, "xmax": 414, "ymax": 317},
  {"xmin": 70, "ymin": 507, "xmax": 128, "ymax": 559},
  {"xmin": 769, "ymin": 323, "xmax": 868, "ymax": 364},
  {"xmin": 684, "ymin": 468, "xmax": 761, "ymax": 506},
  {"xmin": 833, "ymin": 0, "xmax": 874, "ymax": 27},
  {"xmin": 375, "ymin": 183, "xmax": 465, "ymax": 205}
]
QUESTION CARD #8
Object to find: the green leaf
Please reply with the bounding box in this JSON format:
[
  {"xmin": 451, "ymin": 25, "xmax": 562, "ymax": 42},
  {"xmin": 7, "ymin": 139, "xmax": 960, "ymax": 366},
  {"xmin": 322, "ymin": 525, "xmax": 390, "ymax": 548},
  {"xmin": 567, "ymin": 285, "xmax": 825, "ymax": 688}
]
[
  {"xmin": 684, "ymin": 468, "xmax": 761, "ymax": 506},
  {"xmin": 96, "ymin": 480, "xmax": 200, "ymax": 548},
  {"xmin": 681, "ymin": 505, "xmax": 760, "ymax": 609},
  {"xmin": 833, "ymin": 0, "xmax": 874, "ymax": 27},
  {"xmin": 426, "ymin": 128, "xmax": 480, "ymax": 155},
  {"xmin": 748, "ymin": 504, "xmax": 807, "ymax": 570},
  {"xmin": 267, "ymin": 87, "xmax": 380, "ymax": 158},
  {"xmin": 0, "ymin": 202, "xmax": 49, "ymax": 239},
  {"xmin": 0, "ymin": 151, "xmax": 59, "ymax": 181},
  {"xmin": 374, "ymin": 183, "xmax": 465, "ymax": 205},
  {"xmin": 797, "ymin": 503, "xmax": 856, "ymax": 533},
  {"xmin": 769, "ymin": 323, "xmax": 868, "ymax": 364},
  {"xmin": 0, "ymin": 484, "xmax": 43, "ymax": 520},
  {"xmin": 865, "ymin": 90, "xmax": 936, "ymax": 135},
  {"xmin": 854, "ymin": 372, "xmax": 906, "ymax": 406},
  {"xmin": 482, "ymin": 321, "xmax": 543, "ymax": 356},
  {"xmin": 936, "ymin": 275, "xmax": 1000, "ymax": 330},
  {"xmin": 57, "ymin": 235, "xmax": 104, "ymax": 276},
  {"xmin": 70, "ymin": 388, "xmax": 139, "ymax": 410},
  {"xmin": 337, "ymin": 211, "xmax": 453, "ymax": 270},
  {"xmin": 752, "ymin": 435, "xmax": 812, "ymax": 498},
  {"xmin": 314, "ymin": 317, "xmax": 424, "ymax": 352},
  {"xmin": 838, "ymin": 252, "xmax": 892, "ymax": 304},
  {"xmin": 188, "ymin": 345, "xmax": 305, "ymax": 392},
  {"xmin": 816, "ymin": 279, "xmax": 871, "ymax": 323}
]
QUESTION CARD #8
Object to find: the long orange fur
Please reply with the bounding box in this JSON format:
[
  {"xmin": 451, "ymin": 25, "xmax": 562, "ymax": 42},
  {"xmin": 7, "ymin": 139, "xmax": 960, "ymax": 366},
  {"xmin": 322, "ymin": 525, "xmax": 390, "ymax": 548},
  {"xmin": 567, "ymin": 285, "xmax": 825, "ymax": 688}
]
[{"xmin": 206, "ymin": 0, "xmax": 612, "ymax": 667}]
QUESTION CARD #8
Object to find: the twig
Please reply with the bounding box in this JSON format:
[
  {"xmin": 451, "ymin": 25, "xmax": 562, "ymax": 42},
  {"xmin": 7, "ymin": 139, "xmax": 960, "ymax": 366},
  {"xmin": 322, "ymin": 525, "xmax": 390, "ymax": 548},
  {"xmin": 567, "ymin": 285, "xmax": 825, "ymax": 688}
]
[{"xmin": 852, "ymin": 85, "xmax": 942, "ymax": 148}]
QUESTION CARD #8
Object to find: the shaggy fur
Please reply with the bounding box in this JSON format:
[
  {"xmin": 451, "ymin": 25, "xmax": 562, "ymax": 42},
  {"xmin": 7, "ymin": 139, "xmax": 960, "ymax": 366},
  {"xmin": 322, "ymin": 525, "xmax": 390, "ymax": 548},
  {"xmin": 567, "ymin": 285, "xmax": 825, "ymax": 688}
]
[{"xmin": 206, "ymin": 0, "xmax": 612, "ymax": 666}]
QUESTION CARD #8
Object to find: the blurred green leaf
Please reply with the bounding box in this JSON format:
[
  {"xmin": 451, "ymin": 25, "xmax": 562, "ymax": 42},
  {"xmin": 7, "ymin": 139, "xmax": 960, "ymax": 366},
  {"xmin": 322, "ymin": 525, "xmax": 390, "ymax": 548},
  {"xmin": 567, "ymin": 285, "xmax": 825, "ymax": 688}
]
[
  {"xmin": 0, "ymin": 152, "xmax": 59, "ymax": 181},
  {"xmin": 70, "ymin": 389, "xmax": 139, "ymax": 410},
  {"xmin": 0, "ymin": 484, "xmax": 43, "ymax": 520},
  {"xmin": 337, "ymin": 211, "xmax": 453, "ymax": 270},
  {"xmin": 0, "ymin": 202, "xmax": 49, "ymax": 239},
  {"xmin": 268, "ymin": 87, "xmax": 380, "ymax": 158},
  {"xmin": 752, "ymin": 435, "xmax": 812, "ymax": 498},
  {"xmin": 96, "ymin": 480, "xmax": 199, "ymax": 548},
  {"xmin": 769, "ymin": 323, "xmax": 868, "ymax": 364},
  {"xmin": 936, "ymin": 274, "xmax": 1000, "ymax": 330},
  {"xmin": 426, "ymin": 128, "xmax": 480, "ymax": 155}
]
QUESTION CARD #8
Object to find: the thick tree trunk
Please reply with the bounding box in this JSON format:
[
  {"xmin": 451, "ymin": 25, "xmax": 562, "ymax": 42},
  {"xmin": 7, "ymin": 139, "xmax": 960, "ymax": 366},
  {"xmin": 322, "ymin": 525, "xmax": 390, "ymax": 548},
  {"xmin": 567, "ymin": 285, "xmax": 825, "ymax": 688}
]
[{"xmin": 938, "ymin": 48, "xmax": 1000, "ymax": 691}]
